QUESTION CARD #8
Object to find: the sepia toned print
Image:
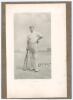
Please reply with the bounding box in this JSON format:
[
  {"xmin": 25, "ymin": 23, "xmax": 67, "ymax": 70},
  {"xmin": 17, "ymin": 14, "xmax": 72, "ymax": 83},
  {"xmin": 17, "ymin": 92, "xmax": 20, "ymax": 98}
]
[
  {"xmin": 14, "ymin": 13, "xmax": 51, "ymax": 79},
  {"xmin": 2, "ymin": 2, "xmax": 71, "ymax": 98}
]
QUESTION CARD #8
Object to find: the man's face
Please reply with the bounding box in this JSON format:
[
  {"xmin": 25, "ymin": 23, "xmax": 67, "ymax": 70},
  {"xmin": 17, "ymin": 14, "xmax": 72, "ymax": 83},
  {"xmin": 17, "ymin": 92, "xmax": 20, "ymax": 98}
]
[{"xmin": 29, "ymin": 26, "xmax": 34, "ymax": 33}]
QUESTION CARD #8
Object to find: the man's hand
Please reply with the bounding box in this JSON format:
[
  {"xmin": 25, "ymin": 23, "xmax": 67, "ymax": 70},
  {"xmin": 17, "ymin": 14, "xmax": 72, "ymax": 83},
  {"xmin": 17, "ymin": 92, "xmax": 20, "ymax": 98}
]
[
  {"xmin": 37, "ymin": 35, "xmax": 43, "ymax": 44},
  {"xmin": 37, "ymin": 40, "xmax": 39, "ymax": 43}
]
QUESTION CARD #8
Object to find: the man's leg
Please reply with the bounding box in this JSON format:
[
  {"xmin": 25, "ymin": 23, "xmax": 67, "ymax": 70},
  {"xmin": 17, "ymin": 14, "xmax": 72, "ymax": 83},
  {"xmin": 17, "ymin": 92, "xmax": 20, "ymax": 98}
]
[{"xmin": 33, "ymin": 52, "xmax": 39, "ymax": 72}]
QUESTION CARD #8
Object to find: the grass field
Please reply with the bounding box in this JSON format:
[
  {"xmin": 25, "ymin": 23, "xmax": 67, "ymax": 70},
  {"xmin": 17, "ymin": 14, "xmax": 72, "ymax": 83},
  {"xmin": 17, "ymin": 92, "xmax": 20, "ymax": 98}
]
[{"xmin": 14, "ymin": 51, "xmax": 51, "ymax": 79}]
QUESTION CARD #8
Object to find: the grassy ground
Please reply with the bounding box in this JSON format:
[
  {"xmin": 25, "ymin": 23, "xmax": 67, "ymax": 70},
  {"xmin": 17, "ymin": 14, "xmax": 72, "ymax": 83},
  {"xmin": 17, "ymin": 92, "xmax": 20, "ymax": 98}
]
[{"xmin": 14, "ymin": 51, "xmax": 51, "ymax": 79}]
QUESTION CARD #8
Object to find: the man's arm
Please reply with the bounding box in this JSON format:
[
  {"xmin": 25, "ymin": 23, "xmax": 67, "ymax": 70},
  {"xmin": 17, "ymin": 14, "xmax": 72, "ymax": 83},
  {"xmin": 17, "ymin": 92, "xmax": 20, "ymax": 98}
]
[{"xmin": 37, "ymin": 34, "xmax": 43, "ymax": 43}]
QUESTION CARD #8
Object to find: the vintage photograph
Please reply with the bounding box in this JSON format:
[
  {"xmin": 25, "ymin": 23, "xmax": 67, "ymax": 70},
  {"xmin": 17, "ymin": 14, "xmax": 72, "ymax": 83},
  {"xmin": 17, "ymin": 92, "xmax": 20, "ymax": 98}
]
[
  {"xmin": 14, "ymin": 13, "xmax": 51, "ymax": 79},
  {"xmin": 2, "ymin": 2, "xmax": 71, "ymax": 98}
]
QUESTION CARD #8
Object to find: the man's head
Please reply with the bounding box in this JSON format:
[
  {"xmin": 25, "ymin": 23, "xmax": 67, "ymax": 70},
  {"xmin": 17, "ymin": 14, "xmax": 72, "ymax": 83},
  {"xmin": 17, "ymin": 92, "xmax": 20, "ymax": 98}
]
[{"xmin": 29, "ymin": 26, "xmax": 34, "ymax": 33}]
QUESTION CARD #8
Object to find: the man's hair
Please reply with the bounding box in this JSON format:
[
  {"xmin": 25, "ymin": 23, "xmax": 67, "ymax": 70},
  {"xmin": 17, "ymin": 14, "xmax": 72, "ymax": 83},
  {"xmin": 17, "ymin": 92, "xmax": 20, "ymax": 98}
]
[{"xmin": 29, "ymin": 25, "xmax": 34, "ymax": 29}]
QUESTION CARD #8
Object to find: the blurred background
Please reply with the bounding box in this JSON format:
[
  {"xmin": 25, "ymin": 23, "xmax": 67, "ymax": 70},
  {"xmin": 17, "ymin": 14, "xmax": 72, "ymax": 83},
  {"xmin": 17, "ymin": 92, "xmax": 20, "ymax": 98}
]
[{"xmin": 14, "ymin": 13, "xmax": 51, "ymax": 79}]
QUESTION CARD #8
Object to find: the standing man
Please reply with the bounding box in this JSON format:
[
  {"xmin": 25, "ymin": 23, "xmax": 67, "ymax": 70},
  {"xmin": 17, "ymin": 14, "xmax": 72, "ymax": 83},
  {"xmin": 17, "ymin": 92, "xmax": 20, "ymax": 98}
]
[{"xmin": 23, "ymin": 26, "xmax": 42, "ymax": 72}]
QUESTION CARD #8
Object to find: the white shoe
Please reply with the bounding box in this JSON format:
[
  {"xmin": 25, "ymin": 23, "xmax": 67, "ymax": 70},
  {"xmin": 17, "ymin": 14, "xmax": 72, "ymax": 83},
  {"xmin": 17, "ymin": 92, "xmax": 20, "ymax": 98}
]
[{"xmin": 34, "ymin": 69, "xmax": 39, "ymax": 72}]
